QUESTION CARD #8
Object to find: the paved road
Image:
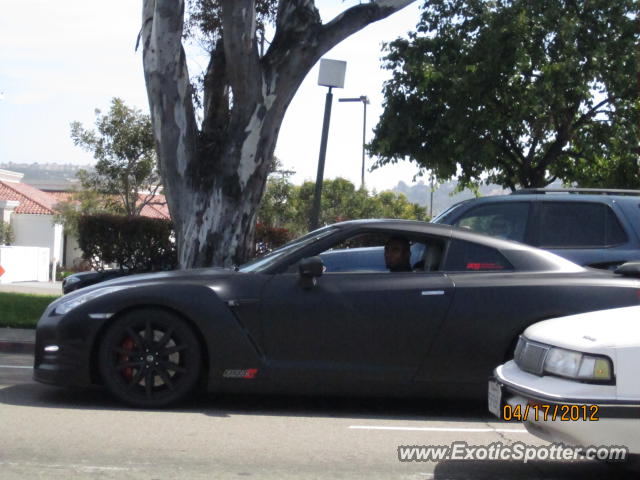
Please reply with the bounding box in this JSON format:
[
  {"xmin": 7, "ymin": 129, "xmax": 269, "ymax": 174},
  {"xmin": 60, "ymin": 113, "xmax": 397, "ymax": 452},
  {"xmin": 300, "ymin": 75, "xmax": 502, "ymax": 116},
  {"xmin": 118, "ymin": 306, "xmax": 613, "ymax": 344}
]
[{"xmin": 0, "ymin": 353, "xmax": 635, "ymax": 479}]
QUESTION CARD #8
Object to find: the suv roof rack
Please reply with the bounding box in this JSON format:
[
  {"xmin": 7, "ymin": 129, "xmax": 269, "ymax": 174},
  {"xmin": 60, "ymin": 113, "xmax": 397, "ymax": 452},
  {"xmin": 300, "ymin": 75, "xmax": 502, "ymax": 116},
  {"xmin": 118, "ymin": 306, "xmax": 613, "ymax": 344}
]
[{"xmin": 511, "ymin": 188, "xmax": 640, "ymax": 196}]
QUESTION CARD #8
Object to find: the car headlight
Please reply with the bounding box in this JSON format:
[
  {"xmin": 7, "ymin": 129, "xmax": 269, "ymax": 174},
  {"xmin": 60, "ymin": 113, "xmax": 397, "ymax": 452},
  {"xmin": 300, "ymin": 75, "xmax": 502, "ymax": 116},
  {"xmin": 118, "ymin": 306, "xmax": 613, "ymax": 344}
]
[
  {"xmin": 543, "ymin": 347, "xmax": 613, "ymax": 381},
  {"xmin": 54, "ymin": 286, "xmax": 127, "ymax": 315},
  {"xmin": 63, "ymin": 275, "xmax": 81, "ymax": 286}
]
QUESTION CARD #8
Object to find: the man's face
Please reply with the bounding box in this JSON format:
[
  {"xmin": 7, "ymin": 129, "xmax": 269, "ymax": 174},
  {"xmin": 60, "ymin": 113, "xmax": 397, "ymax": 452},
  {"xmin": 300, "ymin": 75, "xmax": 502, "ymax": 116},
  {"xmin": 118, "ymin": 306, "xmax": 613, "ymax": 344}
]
[{"xmin": 384, "ymin": 239, "xmax": 410, "ymax": 270}]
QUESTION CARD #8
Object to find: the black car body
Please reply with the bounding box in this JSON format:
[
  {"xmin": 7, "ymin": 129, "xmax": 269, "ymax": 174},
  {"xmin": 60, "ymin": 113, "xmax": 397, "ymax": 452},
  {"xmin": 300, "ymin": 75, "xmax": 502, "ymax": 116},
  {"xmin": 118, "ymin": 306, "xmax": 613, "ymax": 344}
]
[
  {"xmin": 62, "ymin": 270, "xmax": 129, "ymax": 294},
  {"xmin": 34, "ymin": 220, "xmax": 640, "ymax": 407}
]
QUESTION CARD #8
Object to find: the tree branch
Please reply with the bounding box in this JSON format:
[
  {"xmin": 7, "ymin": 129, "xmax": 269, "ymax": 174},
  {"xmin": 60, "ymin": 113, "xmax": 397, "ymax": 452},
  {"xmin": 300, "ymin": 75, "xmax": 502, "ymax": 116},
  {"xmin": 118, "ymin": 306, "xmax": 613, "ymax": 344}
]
[
  {"xmin": 220, "ymin": 0, "xmax": 262, "ymax": 109},
  {"xmin": 571, "ymin": 97, "xmax": 612, "ymax": 133},
  {"xmin": 318, "ymin": 0, "xmax": 416, "ymax": 56},
  {"xmin": 501, "ymin": 129, "xmax": 525, "ymax": 165},
  {"xmin": 142, "ymin": 0, "xmax": 198, "ymax": 222},
  {"xmin": 202, "ymin": 37, "xmax": 230, "ymax": 139},
  {"xmin": 276, "ymin": 0, "xmax": 321, "ymax": 34}
]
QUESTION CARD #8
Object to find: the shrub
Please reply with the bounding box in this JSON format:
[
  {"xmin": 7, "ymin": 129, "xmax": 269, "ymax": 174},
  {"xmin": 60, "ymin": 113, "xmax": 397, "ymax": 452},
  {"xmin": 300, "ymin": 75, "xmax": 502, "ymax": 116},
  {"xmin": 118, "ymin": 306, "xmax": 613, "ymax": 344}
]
[
  {"xmin": 0, "ymin": 221, "xmax": 14, "ymax": 245},
  {"xmin": 77, "ymin": 214, "xmax": 176, "ymax": 272},
  {"xmin": 254, "ymin": 223, "xmax": 292, "ymax": 254}
]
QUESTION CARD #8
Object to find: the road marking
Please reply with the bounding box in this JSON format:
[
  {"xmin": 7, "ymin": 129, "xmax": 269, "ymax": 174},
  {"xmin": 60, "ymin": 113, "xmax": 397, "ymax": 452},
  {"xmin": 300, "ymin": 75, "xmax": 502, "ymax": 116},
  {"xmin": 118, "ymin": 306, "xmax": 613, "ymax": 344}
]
[
  {"xmin": 0, "ymin": 461, "xmax": 132, "ymax": 472},
  {"xmin": 0, "ymin": 365, "xmax": 32, "ymax": 369},
  {"xmin": 349, "ymin": 425, "xmax": 527, "ymax": 433}
]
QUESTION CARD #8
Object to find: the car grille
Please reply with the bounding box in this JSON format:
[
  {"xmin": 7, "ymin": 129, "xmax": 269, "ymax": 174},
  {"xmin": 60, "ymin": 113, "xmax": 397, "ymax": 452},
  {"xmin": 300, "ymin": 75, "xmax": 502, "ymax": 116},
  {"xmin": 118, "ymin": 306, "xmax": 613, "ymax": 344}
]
[{"xmin": 514, "ymin": 336, "xmax": 550, "ymax": 376}]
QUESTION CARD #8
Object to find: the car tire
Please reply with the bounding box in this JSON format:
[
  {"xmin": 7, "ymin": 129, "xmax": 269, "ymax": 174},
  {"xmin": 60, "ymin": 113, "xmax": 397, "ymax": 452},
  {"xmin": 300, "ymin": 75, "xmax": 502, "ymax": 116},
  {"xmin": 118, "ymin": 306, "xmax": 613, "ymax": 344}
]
[{"xmin": 98, "ymin": 308, "xmax": 202, "ymax": 408}]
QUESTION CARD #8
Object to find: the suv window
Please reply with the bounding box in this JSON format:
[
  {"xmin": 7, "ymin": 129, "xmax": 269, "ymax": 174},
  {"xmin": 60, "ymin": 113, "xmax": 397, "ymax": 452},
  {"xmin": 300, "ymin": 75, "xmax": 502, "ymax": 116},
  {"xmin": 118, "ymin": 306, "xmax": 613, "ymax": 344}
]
[
  {"xmin": 538, "ymin": 202, "xmax": 627, "ymax": 248},
  {"xmin": 443, "ymin": 239, "xmax": 513, "ymax": 272},
  {"xmin": 454, "ymin": 202, "xmax": 530, "ymax": 242}
]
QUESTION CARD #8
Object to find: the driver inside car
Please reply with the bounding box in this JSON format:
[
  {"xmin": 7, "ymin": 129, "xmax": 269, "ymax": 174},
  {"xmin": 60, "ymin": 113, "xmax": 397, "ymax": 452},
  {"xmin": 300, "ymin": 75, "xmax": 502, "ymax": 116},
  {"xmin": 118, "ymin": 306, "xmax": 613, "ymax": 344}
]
[{"xmin": 384, "ymin": 235, "xmax": 412, "ymax": 272}]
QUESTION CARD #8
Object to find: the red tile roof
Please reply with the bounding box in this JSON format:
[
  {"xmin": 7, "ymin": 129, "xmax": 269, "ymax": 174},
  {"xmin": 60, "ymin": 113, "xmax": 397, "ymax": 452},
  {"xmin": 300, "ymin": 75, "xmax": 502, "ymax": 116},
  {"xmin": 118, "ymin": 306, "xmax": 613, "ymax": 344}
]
[
  {"xmin": 138, "ymin": 193, "xmax": 170, "ymax": 220},
  {"xmin": 0, "ymin": 181, "xmax": 57, "ymax": 214},
  {"xmin": 0, "ymin": 182, "xmax": 171, "ymax": 220}
]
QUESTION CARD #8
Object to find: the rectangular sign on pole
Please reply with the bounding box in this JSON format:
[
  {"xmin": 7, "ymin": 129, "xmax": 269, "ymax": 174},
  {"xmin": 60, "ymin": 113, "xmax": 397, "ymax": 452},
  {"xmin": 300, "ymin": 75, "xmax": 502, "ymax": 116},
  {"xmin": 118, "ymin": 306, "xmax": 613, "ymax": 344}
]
[{"xmin": 318, "ymin": 59, "xmax": 346, "ymax": 88}]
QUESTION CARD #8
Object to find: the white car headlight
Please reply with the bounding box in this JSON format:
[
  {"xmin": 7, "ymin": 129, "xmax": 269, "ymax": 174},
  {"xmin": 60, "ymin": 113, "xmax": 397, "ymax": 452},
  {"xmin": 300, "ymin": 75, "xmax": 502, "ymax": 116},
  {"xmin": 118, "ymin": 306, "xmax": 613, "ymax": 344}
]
[
  {"xmin": 54, "ymin": 286, "xmax": 128, "ymax": 315},
  {"xmin": 544, "ymin": 347, "xmax": 612, "ymax": 381}
]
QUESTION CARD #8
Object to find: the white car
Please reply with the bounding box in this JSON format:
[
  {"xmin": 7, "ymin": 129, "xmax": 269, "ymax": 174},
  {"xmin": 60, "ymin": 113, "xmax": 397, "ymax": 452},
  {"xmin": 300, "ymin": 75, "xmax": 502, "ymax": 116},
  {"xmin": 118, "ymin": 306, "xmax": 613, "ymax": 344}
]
[{"xmin": 490, "ymin": 305, "xmax": 640, "ymax": 454}]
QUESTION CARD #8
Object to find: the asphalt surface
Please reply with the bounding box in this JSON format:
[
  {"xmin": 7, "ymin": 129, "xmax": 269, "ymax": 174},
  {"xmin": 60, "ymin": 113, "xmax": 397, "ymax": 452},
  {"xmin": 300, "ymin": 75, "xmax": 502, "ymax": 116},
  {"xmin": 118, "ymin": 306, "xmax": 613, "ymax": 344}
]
[{"xmin": 1, "ymin": 352, "xmax": 637, "ymax": 479}]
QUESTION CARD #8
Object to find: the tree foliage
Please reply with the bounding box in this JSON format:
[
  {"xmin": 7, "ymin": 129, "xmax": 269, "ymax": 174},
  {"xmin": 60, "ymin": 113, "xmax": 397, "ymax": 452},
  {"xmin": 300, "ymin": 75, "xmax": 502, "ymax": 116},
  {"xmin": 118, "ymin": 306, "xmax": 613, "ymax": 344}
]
[
  {"xmin": 53, "ymin": 189, "xmax": 124, "ymax": 237},
  {"xmin": 370, "ymin": 0, "xmax": 638, "ymax": 191},
  {"xmin": 70, "ymin": 98, "xmax": 162, "ymax": 216},
  {"xmin": 258, "ymin": 176, "xmax": 428, "ymax": 237}
]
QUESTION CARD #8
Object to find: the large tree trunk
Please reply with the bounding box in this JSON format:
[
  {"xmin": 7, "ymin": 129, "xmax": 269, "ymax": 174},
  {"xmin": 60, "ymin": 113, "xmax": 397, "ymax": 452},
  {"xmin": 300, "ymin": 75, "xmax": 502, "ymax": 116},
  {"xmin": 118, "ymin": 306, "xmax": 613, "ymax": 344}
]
[{"xmin": 142, "ymin": 0, "xmax": 416, "ymax": 268}]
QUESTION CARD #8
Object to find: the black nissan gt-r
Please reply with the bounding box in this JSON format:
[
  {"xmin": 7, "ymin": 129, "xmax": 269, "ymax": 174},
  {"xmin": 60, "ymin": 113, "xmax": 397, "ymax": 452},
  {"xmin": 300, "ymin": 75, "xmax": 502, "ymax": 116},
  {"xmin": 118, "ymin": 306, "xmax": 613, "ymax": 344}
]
[{"xmin": 34, "ymin": 220, "xmax": 640, "ymax": 407}]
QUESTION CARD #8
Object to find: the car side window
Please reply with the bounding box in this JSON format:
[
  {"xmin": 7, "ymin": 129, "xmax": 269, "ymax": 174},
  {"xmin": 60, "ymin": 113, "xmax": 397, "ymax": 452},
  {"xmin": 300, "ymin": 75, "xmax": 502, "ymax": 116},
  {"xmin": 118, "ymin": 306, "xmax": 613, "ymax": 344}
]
[
  {"xmin": 442, "ymin": 239, "xmax": 513, "ymax": 272},
  {"xmin": 538, "ymin": 202, "xmax": 628, "ymax": 248},
  {"xmin": 287, "ymin": 232, "xmax": 446, "ymax": 273},
  {"xmin": 454, "ymin": 202, "xmax": 530, "ymax": 242}
]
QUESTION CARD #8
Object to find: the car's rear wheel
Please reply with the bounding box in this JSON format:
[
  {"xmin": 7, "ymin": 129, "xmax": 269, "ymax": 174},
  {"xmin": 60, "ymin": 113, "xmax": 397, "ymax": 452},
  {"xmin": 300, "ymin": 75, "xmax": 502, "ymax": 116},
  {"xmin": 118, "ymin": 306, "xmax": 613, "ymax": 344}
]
[{"xmin": 98, "ymin": 309, "xmax": 202, "ymax": 408}]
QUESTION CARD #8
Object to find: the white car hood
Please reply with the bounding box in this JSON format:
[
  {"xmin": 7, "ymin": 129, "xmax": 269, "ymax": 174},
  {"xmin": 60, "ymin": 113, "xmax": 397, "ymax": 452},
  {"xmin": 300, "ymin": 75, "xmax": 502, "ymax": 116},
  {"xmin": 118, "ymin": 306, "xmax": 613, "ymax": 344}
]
[{"xmin": 523, "ymin": 305, "xmax": 640, "ymax": 351}]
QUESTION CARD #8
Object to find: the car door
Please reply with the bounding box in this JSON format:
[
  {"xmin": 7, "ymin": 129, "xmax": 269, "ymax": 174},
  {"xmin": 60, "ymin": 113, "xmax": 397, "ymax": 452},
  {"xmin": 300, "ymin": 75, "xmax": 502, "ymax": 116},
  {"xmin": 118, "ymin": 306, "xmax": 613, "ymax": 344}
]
[
  {"xmin": 259, "ymin": 255, "xmax": 454, "ymax": 385},
  {"xmin": 415, "ymin": 238, "xmax": 525, "ymax": 388}
]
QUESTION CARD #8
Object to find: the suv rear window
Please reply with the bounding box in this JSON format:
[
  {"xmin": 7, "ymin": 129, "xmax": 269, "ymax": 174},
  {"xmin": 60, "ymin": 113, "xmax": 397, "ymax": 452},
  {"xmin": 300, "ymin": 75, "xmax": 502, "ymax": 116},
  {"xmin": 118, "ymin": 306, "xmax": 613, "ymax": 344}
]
[
  {"xmin": 538, "ymin": 202, "xmax": 627, "ymax": 248},
  {"xmin": 454, "ymin": 202, "xmax": 530, "ymax": 242}
]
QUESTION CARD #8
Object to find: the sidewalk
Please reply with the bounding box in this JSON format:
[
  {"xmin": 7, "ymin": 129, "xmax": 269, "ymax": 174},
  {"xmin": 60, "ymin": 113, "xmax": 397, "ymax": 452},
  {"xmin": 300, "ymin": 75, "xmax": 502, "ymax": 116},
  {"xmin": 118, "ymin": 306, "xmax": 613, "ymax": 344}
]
[
  {"xmin": 0, "ymin": 281, "xmax": 60, "ymax": 354},
  {"xmin": 0, "ymin": 281, "xmax": 62, "ymax": 296}
]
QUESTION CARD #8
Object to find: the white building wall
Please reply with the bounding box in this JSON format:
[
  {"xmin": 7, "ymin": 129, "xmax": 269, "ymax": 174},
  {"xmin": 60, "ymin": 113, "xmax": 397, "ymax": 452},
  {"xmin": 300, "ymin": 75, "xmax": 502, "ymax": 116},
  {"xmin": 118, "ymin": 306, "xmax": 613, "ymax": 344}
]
[
  {"xmin": 10, "ymin": 214, "xmax": 64, "ymax": 265},
  {"xmin": 0, "ymin": 246, "xmax": 50, "ymax": 283}
]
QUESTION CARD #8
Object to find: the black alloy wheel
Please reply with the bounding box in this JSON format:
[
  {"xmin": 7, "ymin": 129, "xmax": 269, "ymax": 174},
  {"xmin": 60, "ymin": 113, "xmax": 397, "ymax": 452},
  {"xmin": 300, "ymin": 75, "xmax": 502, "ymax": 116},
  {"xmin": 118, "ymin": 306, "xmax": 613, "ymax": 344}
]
[{"xmin": 98, "ymin": 309, "xmax": 202, "ymax": 408}]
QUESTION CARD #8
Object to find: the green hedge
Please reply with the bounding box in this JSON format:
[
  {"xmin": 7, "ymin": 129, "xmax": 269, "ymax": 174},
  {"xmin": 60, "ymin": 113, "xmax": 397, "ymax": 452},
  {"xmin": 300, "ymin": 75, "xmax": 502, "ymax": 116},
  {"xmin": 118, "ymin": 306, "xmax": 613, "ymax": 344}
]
[{"xmin": 78, "ymin": 214, "xmax": 177, "ymax": 272}]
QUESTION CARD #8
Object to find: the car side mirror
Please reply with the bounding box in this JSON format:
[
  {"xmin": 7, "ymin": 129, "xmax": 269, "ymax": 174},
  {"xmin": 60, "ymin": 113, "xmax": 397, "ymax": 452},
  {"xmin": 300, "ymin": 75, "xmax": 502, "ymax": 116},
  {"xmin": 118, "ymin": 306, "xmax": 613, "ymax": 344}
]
[
  {"xmin": 299, "ymin": 256, "xmax": 324, "ymax": 289},
  {"xmin": 614, "ymin": 261, "xmax": 640, "ymax": 277}
]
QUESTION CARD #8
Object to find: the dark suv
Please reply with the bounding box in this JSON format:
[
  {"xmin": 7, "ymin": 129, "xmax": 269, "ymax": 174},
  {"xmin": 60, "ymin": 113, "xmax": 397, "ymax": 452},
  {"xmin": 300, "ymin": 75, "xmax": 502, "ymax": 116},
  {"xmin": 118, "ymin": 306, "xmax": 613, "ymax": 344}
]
[{"xmin": 432, "ymin": 188, "xmax": 640, "ymax": 269}]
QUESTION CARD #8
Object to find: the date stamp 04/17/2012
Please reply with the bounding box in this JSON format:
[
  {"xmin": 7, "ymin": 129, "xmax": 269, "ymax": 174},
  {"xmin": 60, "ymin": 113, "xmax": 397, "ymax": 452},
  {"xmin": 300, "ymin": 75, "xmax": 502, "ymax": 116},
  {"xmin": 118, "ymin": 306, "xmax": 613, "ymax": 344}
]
[{"xmin": 502, "ymin": 403, "xmax": 599, "ymax": 422}]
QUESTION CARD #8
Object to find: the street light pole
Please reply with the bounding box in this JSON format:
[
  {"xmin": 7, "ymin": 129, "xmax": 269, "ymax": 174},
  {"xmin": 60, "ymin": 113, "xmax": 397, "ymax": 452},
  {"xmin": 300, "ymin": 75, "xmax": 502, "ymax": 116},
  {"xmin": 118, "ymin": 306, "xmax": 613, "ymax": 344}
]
[
  {"xmin": 310, "ymin": 58, "xmax": 346, "ymax": 231},
  {"xmin": 339, "ymin": 95, "xmax": 369, "ymax": 189},
  {"xmin": 309, "ymin": 86, "xmax": 334, "ymax": 231}
]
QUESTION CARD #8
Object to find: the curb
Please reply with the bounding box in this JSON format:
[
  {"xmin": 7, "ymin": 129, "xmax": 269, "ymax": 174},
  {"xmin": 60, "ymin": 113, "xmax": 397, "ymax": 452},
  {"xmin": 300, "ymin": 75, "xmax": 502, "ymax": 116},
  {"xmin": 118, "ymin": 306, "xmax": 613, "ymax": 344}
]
[{"xmin": 0, "ymin": 341, "xmax": 35, "ymax": 354}]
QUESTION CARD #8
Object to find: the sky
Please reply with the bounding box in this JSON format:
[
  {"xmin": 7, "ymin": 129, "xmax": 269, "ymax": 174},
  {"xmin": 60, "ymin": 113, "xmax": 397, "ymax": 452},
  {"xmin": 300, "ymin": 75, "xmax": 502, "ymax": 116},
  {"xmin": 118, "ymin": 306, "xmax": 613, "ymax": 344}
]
[{"xmin": 0, "ymin": 0, "xmax": 427, "ymax": 192}]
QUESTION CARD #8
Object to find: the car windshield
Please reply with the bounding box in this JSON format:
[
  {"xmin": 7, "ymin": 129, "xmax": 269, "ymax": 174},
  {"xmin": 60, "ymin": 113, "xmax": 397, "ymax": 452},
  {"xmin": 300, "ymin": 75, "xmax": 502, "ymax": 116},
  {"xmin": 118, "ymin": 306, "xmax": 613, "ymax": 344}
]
[{"xmin": 238, "ymin": 225, "xmax": 338, "ymax": 273}]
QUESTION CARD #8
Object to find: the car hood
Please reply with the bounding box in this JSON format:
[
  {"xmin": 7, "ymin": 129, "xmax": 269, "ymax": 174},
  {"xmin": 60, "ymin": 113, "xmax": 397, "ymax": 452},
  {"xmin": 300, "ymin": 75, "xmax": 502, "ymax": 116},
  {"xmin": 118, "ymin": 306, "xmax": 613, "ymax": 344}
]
[
  {"xmin": 61, "ymin": 267, "xmax": 237, "ymax": 299},
  {"xmin": 523, "ymin": 305, "xmax": 640, "ymax": 350}
]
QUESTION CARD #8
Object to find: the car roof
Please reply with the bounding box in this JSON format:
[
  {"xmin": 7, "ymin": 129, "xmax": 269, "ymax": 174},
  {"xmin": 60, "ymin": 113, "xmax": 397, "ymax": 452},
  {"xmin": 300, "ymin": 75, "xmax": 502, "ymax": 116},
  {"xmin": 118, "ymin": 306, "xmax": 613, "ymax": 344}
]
[
  {"xmin": 331, "ymin": 218, "xmax": 453, "ymax": 233},
  {"xmin": 450, "ymin": 193, "xmax": 640, "ymax": 205}
]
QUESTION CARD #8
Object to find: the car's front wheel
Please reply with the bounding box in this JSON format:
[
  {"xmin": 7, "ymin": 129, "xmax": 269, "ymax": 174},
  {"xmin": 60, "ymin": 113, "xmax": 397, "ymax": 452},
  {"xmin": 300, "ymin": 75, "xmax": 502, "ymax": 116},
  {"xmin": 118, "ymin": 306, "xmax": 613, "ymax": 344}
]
[{"xmin": 98, "ymin": 309, "xmax": 202, "ymax": 408}]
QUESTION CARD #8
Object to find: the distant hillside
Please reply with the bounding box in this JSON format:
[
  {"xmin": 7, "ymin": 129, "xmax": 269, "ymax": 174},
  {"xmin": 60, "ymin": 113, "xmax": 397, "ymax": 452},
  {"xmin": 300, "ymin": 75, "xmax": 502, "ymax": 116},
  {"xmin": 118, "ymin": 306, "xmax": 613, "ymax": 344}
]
[
  {"xmin": 392, "ymin": 180, "xmax": 508, "ymax": 217},
  {"xmin": 0, "ymin": 162, "xmax": 91, "ymax": 190}
]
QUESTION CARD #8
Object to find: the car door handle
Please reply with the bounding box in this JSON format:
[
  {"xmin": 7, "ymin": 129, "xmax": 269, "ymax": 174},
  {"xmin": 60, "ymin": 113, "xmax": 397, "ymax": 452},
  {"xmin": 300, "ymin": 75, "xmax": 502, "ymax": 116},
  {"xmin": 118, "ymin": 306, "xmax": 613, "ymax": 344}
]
[
  {"xmin": 227, "ymin": 298, "xmax": 259, "ymax": 307},
  {"xmin": 421, "ymin": 290, "xmax": 445, "ymax": 296}
]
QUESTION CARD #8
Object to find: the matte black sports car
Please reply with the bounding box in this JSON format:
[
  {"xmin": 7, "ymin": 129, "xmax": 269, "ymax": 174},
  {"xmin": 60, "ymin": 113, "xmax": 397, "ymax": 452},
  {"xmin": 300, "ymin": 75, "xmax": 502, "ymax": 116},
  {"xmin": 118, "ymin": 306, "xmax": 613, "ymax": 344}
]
[{"xmin": 34, "ymin": 220, "xmax": 640, "ymax": 408}]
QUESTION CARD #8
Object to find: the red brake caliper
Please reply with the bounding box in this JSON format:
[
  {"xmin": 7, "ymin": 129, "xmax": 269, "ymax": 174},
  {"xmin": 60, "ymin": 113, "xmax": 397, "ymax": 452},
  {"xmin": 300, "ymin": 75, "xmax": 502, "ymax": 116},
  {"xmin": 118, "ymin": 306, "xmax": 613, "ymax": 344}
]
[{"xmin": 120, "ymin": 337, "xmax": 135, "ymax": 381}]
